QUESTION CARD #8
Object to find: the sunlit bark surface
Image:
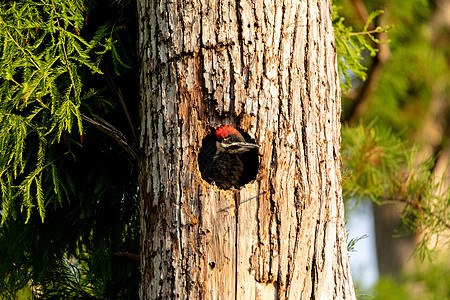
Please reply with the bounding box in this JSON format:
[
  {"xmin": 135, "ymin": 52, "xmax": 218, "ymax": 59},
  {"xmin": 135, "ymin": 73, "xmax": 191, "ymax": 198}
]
[{"xmin": 137, "ymin": 0, "xmax": 356, "ymax": 298}]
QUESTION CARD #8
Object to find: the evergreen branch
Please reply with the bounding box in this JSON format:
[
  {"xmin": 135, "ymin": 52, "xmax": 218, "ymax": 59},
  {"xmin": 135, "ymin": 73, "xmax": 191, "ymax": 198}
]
[
  {"xmin": 341, "ymin": 10, "xmax": 390, "ymax": 123},
  {"xmin": 400, "ymin": 197, "xmax": 450, "ymax": 231},
  {"xmin": 50, "ymin": 0, "xmax": 77, "ymax": 98},
  {"xmin": 81, "ymin": 114, "xmax": 137, "ymax": 161},
  {"xmin": 343, "ymin": 48, "xmax": 387, "ymax": 123},
  {"xmin": 0, "ymin": 18, "xmax": 40, "ymax": 70}
]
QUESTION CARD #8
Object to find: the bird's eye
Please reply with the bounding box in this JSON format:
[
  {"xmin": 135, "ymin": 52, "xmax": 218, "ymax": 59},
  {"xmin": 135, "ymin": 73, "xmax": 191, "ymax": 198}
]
[
  {"xmin": 224, "ymin": 135, "xmax": 237, "ymax": 143},
  {"xmin": 226, "ymin": 145, "xmax": 241, "ymax": 151}
]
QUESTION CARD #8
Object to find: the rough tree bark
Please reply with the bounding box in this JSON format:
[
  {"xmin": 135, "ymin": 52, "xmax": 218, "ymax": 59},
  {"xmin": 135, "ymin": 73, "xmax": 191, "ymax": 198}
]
[{"xmin": 137, "ymin": 0, "xmax": 356, "ymax": 298}]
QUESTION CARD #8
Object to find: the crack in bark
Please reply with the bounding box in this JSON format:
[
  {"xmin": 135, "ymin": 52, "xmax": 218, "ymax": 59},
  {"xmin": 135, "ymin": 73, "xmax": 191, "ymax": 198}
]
[
  {"xmin": 235, "ymin": 0, "xmax": 246, "ymax": 88},
  {"xmin": 234, "ymin": 191, "xmax": 240, "ymax": 300},
  {"xmin": 310, "ymin": 220, "xmax": 320, "ymax": 300},
  {"xmin": 269, "ymin": 187, "xmax": 278, "ymax": 284},
  {"xmin": 269, "ymin": 138, "xmax": 278, "ymax": 282},
  {"xmin": 321, "ymin": 219, "xmax": 328, "ymax": 272},
  {"xmin": 301, "ymin": 0, "xmax": 311, "ymax": 189},
  {"xmin": 178, "ymin": 0, "xmax": 185, "ymax": 54},
  {"xmin": 227, "ymin": 46, "xmax": 236, "ymax": 113},
  {"xmin": 284, "ymin": 4, "xmax": 302, "ymax": 298},
  {"xmin": 174, "ymin": 62, "xmax": 185, "ymax": 298}
]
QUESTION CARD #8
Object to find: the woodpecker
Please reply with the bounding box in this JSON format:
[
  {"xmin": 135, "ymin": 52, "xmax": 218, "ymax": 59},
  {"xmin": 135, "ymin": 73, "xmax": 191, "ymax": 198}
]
[{"xmin": 199, "ymin": 125, "xmax": 259, "ymax": 190}]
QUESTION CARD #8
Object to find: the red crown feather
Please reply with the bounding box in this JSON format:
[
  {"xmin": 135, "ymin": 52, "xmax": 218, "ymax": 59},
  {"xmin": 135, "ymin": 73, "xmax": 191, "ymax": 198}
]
[{"xmin": 215, "ymin": 125, "xmax": 242, "ymax": 139}]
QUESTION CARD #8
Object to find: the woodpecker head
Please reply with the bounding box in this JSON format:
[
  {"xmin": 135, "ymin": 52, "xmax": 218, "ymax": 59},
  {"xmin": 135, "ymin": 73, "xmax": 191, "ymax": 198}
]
[{"xmin": 214, "ymin": 125, "xmax": 259, "ymax": 154}]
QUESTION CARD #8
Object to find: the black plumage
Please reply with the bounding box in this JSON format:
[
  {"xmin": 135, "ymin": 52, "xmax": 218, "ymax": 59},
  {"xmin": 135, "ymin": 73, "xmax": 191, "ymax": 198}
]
[{"xmin": 198, "ymin": 125, "xmax": 259, "ymax": 190}]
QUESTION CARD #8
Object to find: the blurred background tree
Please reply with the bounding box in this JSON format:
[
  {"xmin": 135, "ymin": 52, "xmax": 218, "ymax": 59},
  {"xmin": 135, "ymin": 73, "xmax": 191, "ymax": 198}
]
[{"xmin": 335, "ymin": 0, "xmax": 449, "ymax": 299}]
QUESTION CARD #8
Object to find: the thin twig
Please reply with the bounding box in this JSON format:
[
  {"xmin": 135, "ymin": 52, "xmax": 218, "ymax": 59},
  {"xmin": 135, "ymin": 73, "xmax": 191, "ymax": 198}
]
[
  {"xmin": 81, "ymin": 114, "xmax": 138, "ymax": 161},
  {"xmin": 113, "ymin": 251, "xmax": 139, "ymax": 261},
  {"xmin": 103, "ymin": 66, "xmax": 138, "ymax": 142},
  {"xmin": 346, "ymin": 29, "xmax": 382, "ymax": 37}
]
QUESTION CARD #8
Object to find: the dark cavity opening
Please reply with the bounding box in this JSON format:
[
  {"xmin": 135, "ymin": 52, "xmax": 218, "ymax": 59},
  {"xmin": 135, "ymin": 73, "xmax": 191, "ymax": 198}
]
[{"xmin": 198, "ymin": 126, "xmax": 259, "ymax": 190}]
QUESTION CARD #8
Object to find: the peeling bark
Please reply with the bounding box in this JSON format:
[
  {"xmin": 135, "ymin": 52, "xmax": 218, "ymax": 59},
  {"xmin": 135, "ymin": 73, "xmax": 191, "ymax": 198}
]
[{"xmin": 137, "ymin": 0, "xmax": 355, "ymax": 298}]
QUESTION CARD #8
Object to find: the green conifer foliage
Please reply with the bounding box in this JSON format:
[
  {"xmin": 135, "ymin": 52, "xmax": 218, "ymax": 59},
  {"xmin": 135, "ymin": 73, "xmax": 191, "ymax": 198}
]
[{"xmin": 1, "ymin": 1, "xmax": 140, "ymax": 297}]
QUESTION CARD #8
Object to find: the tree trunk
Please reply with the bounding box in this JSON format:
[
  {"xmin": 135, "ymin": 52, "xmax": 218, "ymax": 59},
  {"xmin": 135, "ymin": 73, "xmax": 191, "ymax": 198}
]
[
  {"xmin": 137, "ymin": 0, "xmax": 356, "ymax": 298},
  {"xmin": 373, "ymin": 202, "xmax": 415, "ymax": 277},
  {"xmin": 373, "ymin": 0, "xmax": 450, "ymax": 278}
]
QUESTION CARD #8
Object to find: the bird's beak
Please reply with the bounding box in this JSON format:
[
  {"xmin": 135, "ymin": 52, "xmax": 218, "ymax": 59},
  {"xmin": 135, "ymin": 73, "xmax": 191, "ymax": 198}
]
[{"xmin": 223, "ymin": 141, "xmax": 259, "ymax": 153}]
